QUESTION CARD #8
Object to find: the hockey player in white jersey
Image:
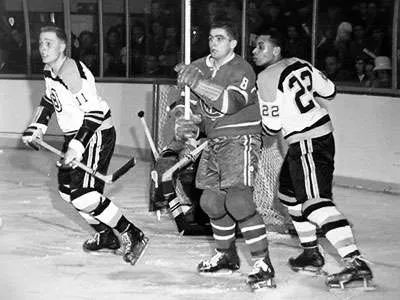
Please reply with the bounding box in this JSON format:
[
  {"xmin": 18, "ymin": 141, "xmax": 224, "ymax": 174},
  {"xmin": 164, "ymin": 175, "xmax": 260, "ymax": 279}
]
[
  {"xmin": 22, "ymin": 24, "xmax": 148, "ymax": 265},
  {"xmin": 252, "ymin": 31, "xmax": 373, "ymax": 290}
]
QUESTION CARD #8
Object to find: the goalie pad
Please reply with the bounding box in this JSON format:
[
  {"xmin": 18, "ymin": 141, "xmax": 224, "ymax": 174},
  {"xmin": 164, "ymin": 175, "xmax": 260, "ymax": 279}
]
[{"xmin": 149, "ymin": 146, "xmax": 210, "ymax": 231}]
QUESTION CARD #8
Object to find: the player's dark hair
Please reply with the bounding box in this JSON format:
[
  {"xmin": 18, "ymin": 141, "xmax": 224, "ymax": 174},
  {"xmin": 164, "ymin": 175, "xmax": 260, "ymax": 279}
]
[
  {"xmin": 210, "ymin": 18, "xmax": 239, "ymax": 41},
  {"xmin": 257, "ymin": 29, "xmax": 285, "ymax": 57},
  {"xmin": 40, "ymin": 24, "xmax": 67, "ymax": 43}
]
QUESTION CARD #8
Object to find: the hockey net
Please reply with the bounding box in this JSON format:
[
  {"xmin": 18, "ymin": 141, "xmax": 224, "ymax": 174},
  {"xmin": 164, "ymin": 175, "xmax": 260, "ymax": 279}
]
[{"xmin": 152, "ymin": 84, "xmax": 291, "ymax": 234}]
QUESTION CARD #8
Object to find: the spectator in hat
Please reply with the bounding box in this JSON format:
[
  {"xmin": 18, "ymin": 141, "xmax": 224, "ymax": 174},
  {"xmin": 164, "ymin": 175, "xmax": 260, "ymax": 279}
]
[{"xmin": 372, "ymin": 56, "xmax": 391, "ymax": 88}]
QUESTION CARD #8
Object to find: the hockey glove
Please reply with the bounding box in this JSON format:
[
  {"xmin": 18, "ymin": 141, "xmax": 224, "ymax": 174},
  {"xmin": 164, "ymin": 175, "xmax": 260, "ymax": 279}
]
[
  {"xmin": 177, "ymin": 64, "xmax": 204, "ymax": 89},
  {"xmin": 22, "ymin": 123, "xmax": 46, "ymax": 150},
  {"xmin": 63, "ymin": 139, "xmax": 85, "ymax": 168},
  {"xmin": 175, "ymin": 114, "xmax": 202, "ymax": 141}
]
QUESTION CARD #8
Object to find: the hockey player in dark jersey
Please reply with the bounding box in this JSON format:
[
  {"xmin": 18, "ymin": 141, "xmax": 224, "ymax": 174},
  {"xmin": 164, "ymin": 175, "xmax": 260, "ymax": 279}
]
[
  {"xmin": 252, "ymin": 31, "xmax": 373, "ymax": 290},
  {"xmin": 22, "ymin": 25, "xmax": 148, "ymax": 265},
  {"xmin": 175, "ymin": 19, "xmax": 275, "ymax": 290}
]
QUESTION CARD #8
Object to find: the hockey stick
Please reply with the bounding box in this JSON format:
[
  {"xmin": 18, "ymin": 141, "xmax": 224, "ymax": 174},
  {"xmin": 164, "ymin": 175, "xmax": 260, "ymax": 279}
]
[
  {"xmin": 183, "ymin": 0, "xmax": 191, "ymax": 120},
  {"xmin": 137, "ymin": 110, "xmax": 189, "ymax": 228},
  {"xmin": 35, "ymin": 139, "xmax": 136, "ymax": 184},
  {"xmin": 138, "ymin": 111, "xmax": 160, "ymax": 160},
  {"xmin": 162, "ymin": 140, "xmax": 207, "ymax": 181},
  {"xmin": 137, "ymin": 110, "xmax": 162, "ymax": 220}
]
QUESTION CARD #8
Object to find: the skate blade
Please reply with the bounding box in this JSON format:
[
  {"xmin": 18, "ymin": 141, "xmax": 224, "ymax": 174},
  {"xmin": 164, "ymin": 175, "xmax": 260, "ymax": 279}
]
[
  {"xmin": 248, "ymin": 278, "xmax": 277, "ymax": 291},
  {"xmin": 291, "ymin": 266, "xmax": 327, "ymax": 277},
  {"xmin": 83, "ymin": 248, "xmax": 122, "ymax": 255},
  {"xmin": 328, "ymin": 278, "xmax": 376, "ymax": 291},
  {"xmin": 125, "ymin": 236, "xmax": 150, "ymax": 266},
  {"xmin": 198, "ymin": 269, "xmax": 241, "ymax": 277}
]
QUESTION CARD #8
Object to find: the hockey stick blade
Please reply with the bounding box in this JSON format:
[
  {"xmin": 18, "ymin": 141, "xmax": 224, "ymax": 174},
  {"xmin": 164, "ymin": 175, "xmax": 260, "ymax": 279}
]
[
  {"xmin": 162, "ymin": 141, "xmax": 208, "ymax": 181},
  {"xmin": 110, "ymin": 156, "xmax": 136, "ymax": 182}
]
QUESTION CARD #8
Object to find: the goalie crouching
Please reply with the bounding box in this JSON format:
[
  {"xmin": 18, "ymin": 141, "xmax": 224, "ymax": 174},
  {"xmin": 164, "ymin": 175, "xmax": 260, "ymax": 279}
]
[{"xmin": 150, "ymin": 103, "xmax": 212, "ymax": 236}]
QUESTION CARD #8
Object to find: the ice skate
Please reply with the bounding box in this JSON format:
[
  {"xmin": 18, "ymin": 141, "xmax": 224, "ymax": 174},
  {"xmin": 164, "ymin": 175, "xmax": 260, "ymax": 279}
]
[
  {"xmin": 247, "ymin": 257, "xmax": 276, "ymax": 291},
  {"xmin": 288, "ymin": 247, "xmax": 325, "ymax": 275},
  {"xmin": 82, "ymin": 228, "xmax": 121, "ymax": 253},
  {"xmin": 197, "ymin": 243, "xmax": 240, "ymax": 276},
  {"xmin": 326, "ymin": 255, "xmax": 375, "ymax": 290},
  {"xmin": 121, "ymin": 226, "xmax": 149, "ymax": 265}
]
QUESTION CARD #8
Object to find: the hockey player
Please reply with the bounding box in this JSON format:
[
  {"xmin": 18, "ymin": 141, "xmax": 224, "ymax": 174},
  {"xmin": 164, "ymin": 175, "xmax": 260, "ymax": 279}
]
[
  {"xmin": 175, "ymin": 19, "xmax": 275, "ymax": 290},
  {"xmin": 22, "ymin": 24, "xmax": 148, "ymax": 265},
  {"xmin": 252, "ymin": 31, "xmax": 373, "ymax": 289}
]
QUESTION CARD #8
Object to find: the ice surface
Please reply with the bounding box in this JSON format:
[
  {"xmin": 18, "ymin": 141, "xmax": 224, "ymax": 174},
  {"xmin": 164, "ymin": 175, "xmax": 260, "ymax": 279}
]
[{"xmin": 0, "ymin": 149, "xmax": 399, "ymax": 300}]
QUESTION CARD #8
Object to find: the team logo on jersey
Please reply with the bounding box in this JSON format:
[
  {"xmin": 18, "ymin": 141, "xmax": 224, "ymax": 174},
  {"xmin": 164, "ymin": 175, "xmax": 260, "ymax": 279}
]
[
  {"xmin": 199, "ymin": 101, "xmax": 223, "ymax": 118},
  {"xmin": 50, "ymin": 88, "xmax": 62, "ymax": 112}
]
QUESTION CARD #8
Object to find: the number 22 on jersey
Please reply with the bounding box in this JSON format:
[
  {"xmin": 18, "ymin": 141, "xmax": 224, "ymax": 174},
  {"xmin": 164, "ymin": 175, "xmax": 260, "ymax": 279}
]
[{"xmin": 287, "ymin": 69, "xmax": 316, "ymax": 113}]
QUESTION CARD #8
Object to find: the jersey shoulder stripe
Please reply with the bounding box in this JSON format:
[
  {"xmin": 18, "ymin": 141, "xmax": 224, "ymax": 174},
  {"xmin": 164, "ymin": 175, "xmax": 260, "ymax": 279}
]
[
  {"xmin": 74, "ymin": 59, "xmax": 87, "ymax": 79},
  {"xmin": 277, "ymin": 60, "xmax": 312, "ymax": 92},
  {"xmin": 43, "ymin": 69, "xmax": 68, "ymax": 90}
]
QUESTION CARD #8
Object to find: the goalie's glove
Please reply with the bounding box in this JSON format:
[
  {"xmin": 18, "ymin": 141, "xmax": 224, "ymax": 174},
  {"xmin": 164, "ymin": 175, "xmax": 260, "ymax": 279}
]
[
  {"xmin": 22, "ymin": 123, "xmax": 46, "ymax": 150},
  {"xmin": 175, "ymin": 114, "xmax": 202, "ymax": 141},
  {"xmin": 63, "ymin": 139, "xmax": 85, "ymax": 168},
  {"xmin": 176, "ymin": 63, "xmax": 204, "ymax": 90}
]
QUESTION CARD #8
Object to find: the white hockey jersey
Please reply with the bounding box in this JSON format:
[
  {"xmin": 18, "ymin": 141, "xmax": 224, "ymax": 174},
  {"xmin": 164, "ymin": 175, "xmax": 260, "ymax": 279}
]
[
  {"xmin": 41, "ymin": 58, "xmax": 112, "ymax": 135},
  {"xmin": 257, "ymin": 57, "xmax": 336, "ymax": 144}
]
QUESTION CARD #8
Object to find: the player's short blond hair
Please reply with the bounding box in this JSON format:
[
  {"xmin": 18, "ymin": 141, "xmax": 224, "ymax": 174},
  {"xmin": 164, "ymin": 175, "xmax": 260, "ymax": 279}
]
[{"xmin": 40, "ymin": 25, "xmax": 67, "ymax": 43}]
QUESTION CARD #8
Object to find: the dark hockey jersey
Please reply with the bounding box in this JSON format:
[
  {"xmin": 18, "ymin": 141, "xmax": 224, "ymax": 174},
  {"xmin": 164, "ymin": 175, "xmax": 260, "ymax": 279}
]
[{"xmin": 189, "ymin": 53, "xmax": 261, "ymax": 138}]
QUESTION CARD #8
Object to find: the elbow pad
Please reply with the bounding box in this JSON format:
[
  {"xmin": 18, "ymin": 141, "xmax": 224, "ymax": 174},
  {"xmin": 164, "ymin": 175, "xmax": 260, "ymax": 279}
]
[{"xmin": 193, "ymin": 79, "xmax": 224, "ymax": 102}]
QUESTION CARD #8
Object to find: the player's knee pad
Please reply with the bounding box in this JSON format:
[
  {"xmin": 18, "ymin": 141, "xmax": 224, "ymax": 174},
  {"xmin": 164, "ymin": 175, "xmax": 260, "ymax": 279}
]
[
  {"xmin": 58, "ymin": 184, "xmax": 71, "ymax": 203},
  {"xmin": 287, "ymin": 203, "xmax": 302, "ymax": 219},
  {"xmin": 302, "ymin": 198, "xmax": 350, "ymax": 234},
  {"xmin": 289, "ymin": 203, "xmax": 318, "ymax": 246},
  {"xmin": 70, "ymin": 189, "xmax": 102, "ymax": 213},
  {"xmin": 302, "ymin": 198, "xmax": 341, "ymax": 225},
  {"xmin": 199, "ymin": 189, "xmax": 226, "ymax": 219},
  {"xmin": 225, "ymin": 187, "xmax": 257, "ymax": 222}
]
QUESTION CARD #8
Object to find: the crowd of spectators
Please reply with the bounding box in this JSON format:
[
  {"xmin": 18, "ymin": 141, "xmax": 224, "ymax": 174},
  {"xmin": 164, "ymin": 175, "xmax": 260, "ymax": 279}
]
[
  {"xmin": 0, "ymin": 15, "xmax": 27, "ymax": 74},
  {"xmin": 69, "ymin": 0, "xmax": 181, "ymax": 77},
  {"xmin": 0, "ymin": 0, "xmax": 397, "ymax": 89},
  {"xmin": 245, "ymin": 0, "xmax": 394, "ymax": 88}
]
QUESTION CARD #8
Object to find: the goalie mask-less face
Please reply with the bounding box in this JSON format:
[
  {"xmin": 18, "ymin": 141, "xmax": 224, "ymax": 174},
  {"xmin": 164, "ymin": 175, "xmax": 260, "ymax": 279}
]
[
  {"xmin": 252, "ymin": 35, "xmax": 280, "ymax": 68},
  {"xmin": 39, "ymin": 31, "xmax": 66, "ymax": 68},
  {"xmin": 208, "ymin": 28, "xmax": 237, "ymax": 63}
]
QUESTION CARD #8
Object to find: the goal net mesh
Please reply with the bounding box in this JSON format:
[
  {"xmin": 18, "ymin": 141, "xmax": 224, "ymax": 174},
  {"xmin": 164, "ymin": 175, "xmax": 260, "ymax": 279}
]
[{"xmin": 153, "ymin": 84, "xmax": 290, "ymax": 233}]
